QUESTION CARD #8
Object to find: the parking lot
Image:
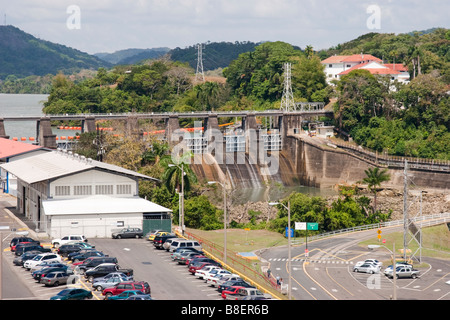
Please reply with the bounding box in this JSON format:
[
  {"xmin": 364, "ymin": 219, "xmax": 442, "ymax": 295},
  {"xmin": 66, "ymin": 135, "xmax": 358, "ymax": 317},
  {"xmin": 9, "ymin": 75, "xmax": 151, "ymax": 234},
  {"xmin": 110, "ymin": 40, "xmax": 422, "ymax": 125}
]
[{"xmin": 2, "ymin": 235, "xmax": 264, "ymax": 300}]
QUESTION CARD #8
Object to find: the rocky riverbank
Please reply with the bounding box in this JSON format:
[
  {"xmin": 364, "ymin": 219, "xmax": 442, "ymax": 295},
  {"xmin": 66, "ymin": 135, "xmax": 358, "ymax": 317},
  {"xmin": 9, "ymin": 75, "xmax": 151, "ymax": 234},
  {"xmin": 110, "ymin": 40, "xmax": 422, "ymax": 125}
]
[{"xmin": 225, "ymin": 187, "xmax": 450, "ymax": 225}]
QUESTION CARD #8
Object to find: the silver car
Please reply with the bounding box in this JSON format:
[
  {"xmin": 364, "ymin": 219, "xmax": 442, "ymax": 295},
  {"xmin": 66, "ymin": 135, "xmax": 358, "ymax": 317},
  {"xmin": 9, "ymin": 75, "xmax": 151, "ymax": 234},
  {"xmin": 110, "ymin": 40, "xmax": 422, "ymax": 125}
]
[
  {"xmin": 353, "ymin": 263, "xmax": 380, "ymax": 274},
  {"xmin": 93, "ymin": 276, "xmax": 130, "ymax": 291},
  {"xmin": 40, "ymin": 271, "xmax": 72, "ymax": 287}
]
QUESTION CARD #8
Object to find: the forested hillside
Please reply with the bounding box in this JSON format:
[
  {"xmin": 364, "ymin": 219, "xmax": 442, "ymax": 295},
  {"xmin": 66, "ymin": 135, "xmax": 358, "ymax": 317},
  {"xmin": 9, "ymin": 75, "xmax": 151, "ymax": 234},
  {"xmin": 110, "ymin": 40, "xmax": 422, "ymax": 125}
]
[{"xmin": 0, "ymin": 26, "xmax": 110, "ymax": 80}]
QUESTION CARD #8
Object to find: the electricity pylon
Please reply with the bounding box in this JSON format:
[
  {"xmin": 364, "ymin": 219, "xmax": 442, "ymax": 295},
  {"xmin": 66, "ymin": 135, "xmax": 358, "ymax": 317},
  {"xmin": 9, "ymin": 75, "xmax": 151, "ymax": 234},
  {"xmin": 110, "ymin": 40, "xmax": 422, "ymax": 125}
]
[
  {"xmin": 195, "ymin": 43, "xmax": 205, "ymax": 83},
  {"xmin": 280, "ymin": 62, "xmax": 295, "ymax": 111}
]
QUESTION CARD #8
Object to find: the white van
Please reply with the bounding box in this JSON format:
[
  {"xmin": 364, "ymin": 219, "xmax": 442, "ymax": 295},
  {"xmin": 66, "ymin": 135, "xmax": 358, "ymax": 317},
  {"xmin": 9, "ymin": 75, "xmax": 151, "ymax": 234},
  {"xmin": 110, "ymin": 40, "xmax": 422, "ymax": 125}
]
[{"xmin": 169, "ymin": 239, "xmax": 202, "ymax": 252}]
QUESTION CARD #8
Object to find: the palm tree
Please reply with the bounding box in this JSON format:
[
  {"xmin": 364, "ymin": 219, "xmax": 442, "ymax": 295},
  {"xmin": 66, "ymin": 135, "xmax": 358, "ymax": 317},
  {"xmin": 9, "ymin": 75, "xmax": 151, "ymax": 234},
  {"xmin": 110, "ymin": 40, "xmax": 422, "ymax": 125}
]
[
  {"xmin": 161, "ymin": 153, "xmax": 197, "ymax": 195},
  {"xmin": 362, "ymin": 167, "xmax": 390, "ymax": 213}
]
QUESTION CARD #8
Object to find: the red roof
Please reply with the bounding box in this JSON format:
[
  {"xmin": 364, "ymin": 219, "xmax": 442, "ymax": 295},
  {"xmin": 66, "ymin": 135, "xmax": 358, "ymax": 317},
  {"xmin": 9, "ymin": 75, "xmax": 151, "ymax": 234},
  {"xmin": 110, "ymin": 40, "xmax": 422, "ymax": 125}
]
[
  {"xmin": 339, "ymin": 62, "xmax": 401, "ymax": 76},
  {"xmin": 383, "ymin": 64, "xmax": 408, "ymax": 72},
  {"xmin": 321, "ymin": 55, "xmax": 347, "ymax": 64},
  {"xmin": 341, "ymin": 54, "xmax": 382, "ymax": 63},
  {"xmin": 0, "ymin": 138, "xmax": 43, "ymax": 160}
]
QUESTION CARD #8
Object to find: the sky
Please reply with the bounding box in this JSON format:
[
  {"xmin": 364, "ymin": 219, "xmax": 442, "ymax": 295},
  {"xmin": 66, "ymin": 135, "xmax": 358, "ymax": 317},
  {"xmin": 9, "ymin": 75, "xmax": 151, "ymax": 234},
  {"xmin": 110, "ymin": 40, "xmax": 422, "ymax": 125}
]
[{"xmin": 0, "ymin": 0, "xmax": 448, "ymax": 55}]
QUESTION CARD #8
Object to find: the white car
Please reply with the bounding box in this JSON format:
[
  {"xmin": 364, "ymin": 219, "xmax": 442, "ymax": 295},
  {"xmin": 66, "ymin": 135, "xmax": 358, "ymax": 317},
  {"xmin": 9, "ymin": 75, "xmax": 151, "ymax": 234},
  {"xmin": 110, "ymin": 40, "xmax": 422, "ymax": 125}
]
[
  {"xmin": 23, "ymin": 253, "xmax": 62, "ymax": 270},
  {"xmin": 354, "ymin": 259, "xmax": 383, "ymax": 268},
  {"xmin": 353, "ymin": 263, "xmax": 381, "ymax": 274},
  {"xmin": 52, "ymin": 235, "xmax": 87, "ymax": 247},
  {"xmin": 215, "ymin": 274, "xmax": 242, "ymax": 287},
  {"xmin": 383, "ymin": 262, "xmax": 413, "ymax": 275},
  {"xmin": 194, "ymin": 265, "xmax": 222, "ymax": 279},
  {"xmin": 205, "ymin": 269, "xmax": 232, "ymax": 286}
]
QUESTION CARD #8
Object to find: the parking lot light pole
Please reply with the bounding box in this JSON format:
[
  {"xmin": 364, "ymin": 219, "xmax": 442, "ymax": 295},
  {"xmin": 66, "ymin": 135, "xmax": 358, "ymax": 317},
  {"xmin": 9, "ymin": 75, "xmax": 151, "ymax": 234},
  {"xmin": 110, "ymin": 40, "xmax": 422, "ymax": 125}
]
[
  {"xmin": 0, "ymin": 226, "xmax": 10, "ymax": 300},
  {"xmin": 169, "ymin": 163, "xmax": 185, "ymax": 236},
  {"xmin": 269, "ymin": 201, "xmax": 292, "ymax": 300},
  {"xmin": 208, "ymin": 181, "xmax": 227, "ymax": 265}
]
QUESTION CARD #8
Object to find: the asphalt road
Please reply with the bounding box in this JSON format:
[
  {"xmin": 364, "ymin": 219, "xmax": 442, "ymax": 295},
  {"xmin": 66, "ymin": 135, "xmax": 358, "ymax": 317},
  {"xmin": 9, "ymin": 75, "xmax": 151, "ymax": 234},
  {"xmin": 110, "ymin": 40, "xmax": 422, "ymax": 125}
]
[{"xmin": 260, "ymin": 226, "xmax": 450, "ymax": 300}]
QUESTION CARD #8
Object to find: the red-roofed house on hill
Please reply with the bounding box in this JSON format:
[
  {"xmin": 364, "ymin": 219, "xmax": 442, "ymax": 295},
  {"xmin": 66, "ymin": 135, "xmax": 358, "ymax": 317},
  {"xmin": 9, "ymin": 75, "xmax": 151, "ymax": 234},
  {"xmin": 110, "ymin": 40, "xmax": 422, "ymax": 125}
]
[{"xmin": 322, "ymin": 54, "xmax": 410, "ymax": 85}]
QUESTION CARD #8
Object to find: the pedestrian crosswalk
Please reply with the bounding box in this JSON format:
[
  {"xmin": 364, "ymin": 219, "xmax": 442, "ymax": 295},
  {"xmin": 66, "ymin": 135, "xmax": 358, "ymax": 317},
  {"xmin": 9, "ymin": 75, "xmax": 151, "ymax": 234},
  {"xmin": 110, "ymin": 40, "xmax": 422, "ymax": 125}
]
[{"xmin": 267, "ymin": 257, "xmax": 354, "ymax": 264}]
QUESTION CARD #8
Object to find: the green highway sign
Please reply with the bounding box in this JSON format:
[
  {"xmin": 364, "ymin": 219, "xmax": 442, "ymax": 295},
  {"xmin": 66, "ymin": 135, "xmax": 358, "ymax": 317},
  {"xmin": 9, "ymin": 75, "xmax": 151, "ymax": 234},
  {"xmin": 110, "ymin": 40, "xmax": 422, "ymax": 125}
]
[{"xmin": 307, "ymin": 223, "xmax": 319, "ymax": 231}]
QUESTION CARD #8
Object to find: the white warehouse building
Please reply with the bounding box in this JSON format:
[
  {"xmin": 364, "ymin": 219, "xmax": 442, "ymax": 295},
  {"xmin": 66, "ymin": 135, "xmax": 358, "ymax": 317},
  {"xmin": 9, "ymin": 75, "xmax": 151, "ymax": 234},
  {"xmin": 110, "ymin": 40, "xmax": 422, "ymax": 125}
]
[{"xmin": 0, "ymin": 149, "xmax": 172, "ymax": 239}]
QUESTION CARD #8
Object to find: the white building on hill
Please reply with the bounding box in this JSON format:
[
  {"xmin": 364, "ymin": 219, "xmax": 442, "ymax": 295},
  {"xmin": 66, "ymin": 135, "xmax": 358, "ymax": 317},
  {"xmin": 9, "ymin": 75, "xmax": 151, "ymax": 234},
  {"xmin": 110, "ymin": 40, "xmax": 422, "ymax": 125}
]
[{"xmin": 321, "ymin": 54, "xmax": 410, "ymax": 85}]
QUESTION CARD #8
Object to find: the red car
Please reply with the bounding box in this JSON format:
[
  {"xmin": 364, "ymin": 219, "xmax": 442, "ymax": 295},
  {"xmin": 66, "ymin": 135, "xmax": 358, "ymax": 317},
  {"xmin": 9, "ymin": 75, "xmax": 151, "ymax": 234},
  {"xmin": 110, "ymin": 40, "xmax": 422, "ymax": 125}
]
[
  {"xmin": 102, "ymin": 281, "xmax": 151, "ymax": 299},
  {"xmin": 221, "ymin": 286, "xmax": 245, "ymax": 299},
  {"xmin": 188, "ymin": 262, "xmax": 215, "ymax": 275}
]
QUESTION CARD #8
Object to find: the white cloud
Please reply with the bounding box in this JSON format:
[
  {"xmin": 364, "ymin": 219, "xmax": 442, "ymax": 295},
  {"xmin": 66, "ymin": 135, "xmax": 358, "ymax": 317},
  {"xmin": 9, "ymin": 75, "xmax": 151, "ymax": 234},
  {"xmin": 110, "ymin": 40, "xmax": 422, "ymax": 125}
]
[{"xmin": 1, "ymin": 0, "xmax": 448, "ymax": 54}]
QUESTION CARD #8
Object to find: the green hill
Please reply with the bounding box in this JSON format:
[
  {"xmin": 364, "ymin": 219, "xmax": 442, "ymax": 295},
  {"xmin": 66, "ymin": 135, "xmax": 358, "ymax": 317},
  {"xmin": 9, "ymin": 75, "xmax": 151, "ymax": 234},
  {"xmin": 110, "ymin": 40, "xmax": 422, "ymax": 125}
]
[{"xmin": 0, "ymin": 25, "xmax": 111, "ymax": 80}]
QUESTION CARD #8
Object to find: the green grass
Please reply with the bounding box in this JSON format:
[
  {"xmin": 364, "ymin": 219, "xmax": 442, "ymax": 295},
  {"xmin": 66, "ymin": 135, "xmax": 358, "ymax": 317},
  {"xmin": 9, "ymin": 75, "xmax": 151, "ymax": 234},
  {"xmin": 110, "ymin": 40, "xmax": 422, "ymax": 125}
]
[{"xmin": 359, "ymin": 224, "xmax": 450, "ymax": 264}]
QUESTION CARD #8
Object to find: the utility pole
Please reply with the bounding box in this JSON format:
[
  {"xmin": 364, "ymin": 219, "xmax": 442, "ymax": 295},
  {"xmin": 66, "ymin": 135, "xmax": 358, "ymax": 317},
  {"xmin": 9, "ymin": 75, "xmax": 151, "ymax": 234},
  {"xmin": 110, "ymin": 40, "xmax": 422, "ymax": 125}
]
[
  {"xmin": 403, "ymin": 159, "xmax": 408, "ymax": 261},
  {"xmin": 195, "ymin": 43, "xmax": 205, "ymax": 83},
  {"xmin": 280, "ymin": 63, "xmax": 295, "ymax": 112}
]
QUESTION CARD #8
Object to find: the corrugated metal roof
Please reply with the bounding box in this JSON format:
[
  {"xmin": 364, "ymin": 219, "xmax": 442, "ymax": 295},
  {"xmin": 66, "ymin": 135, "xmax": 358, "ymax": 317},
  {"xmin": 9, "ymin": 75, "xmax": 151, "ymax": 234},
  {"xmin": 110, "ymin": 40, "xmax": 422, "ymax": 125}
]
[
  {"xmin": 43, "ymin": 195, "xmax": 171, "ymax": 215},
  {"xmin": 0, "ymin": 150, "xmax": 158, "ymax": 184}
]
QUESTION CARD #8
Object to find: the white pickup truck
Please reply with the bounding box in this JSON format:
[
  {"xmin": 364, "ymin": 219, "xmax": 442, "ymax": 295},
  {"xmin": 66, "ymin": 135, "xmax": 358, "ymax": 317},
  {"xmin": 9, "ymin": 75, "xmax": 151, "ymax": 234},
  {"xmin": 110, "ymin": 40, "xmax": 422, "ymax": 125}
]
[{"xmin": 385, "ymin": 266, "xmax": 420, "ymax": 279}]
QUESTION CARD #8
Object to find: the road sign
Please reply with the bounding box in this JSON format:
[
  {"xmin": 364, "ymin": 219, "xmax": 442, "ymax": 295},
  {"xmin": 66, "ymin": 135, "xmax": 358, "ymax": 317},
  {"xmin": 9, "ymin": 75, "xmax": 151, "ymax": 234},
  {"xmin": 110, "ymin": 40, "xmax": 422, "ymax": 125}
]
[
  {"xmin": 295, "ymin": 222, "xmax": 306, "ymax": 230},
  {"xmin": 285, "ymin": 227, "xmax": 294, "ymax": 237},
  {"xmin": 377, "ymin": 229, "xmax": 382, "ymax": 234},
  {"xmin": 377, "ymin": 234, "xmax": 382, "ymax": 239},
  {"xmin": 307, "ymin": 223, "xmax": 319, "ymax": 231}
]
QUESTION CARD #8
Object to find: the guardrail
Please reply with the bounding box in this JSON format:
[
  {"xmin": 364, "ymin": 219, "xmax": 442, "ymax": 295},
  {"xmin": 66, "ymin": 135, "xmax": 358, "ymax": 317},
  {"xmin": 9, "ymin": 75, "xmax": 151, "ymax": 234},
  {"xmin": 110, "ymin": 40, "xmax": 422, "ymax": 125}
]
[
  {"xmin": 330, "ymin": 140, "xmax": 450, "ymax": 172},
  {"xmin": 291, "ymin": 212, "xmax": 450, "ymax": 245}
]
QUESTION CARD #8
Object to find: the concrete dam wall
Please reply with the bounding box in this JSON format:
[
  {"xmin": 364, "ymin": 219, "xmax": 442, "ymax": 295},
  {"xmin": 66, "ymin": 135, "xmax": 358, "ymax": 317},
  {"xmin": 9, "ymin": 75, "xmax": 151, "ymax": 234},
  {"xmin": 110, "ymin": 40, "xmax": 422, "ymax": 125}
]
[{"xmin": 190, "ymin": 135, "xmax": 449, "ymax": 192}]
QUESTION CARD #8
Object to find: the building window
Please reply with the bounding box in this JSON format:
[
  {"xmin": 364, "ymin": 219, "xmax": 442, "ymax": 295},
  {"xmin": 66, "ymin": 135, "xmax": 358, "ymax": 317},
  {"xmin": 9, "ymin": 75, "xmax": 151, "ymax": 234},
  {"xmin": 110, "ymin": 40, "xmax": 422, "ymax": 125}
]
[
  {"xmin": 95, "ymin": 185, "xmax": 113, "ymax": 195},
  {"xmin": 117, "ymin": 184, "xmax": 132, "ymax": 195},
  {"xmin": 328, "ymin": 64, "xmax": 332, "ymax": 68},
  {"xmin": 74, "ymin": 185, "xmax": 92, "ymax": 196},
  {"xmin": 55, "ymin": 186, "xmax": 70, "ymax": 196}
]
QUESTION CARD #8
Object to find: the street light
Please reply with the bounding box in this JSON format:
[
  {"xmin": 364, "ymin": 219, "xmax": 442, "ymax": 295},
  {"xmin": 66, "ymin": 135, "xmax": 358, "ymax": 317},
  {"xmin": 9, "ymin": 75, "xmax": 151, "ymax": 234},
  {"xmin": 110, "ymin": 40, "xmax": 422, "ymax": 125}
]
[
  {"xmin": 168, "ymin": 163, "xmax": 185, "ymax": 235},
  {"xmin": 0, "ymin": 225, "xmax": 10, "ymax": 300},
  {"xmin": 269, "ymin": 201, "xmax": 292, "ymax": 300},
  {"xmin": 208, "ymin": 181, "xmax": 227, "ymax": 265},
  {"xmin": 368, "ymin": 243, "xmax": 397, "ymax": 300}
]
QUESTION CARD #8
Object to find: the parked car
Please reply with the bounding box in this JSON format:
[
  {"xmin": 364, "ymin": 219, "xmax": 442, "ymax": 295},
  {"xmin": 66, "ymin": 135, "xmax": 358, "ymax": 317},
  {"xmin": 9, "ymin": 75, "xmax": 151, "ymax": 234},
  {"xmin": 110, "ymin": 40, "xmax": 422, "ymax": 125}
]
[
  {"xmin": 205, "ymin": 269, "xmax": 232, "ymax": 286},
  {"xmin": 93, "ymin": 276, "xmax": 132, "ymax": 292},
  {"xmin": 102, "ymin": 281, "xmax": 151, "ymax": 299},
  {"xmin": 189, "ymin": 261, "xmax": 221, "ymax": 275},
  {"xmin": 148, "ymin": 231, "xmax": 170, "ymax": 241},
  {"xmin": 221, "ymin": 286, "xmax": 245, "ymax": 299},
  {"xmin": 218, "ymin": 280, "xmax": 254, "ymax": 293},
  {"xmin": 29, "ymin": 260, "xmax": 66, "ymax": 273},
  {"xmin": 13, "ymin": 250, "xmax": 42, "ymax": 266},
  {"xmin": 145, "ymin": 229, "xmax": 163, "ymax": 241},
  {"xmin": 353, "ymin": 263, "xmax": 381, "ymax": 274},
  {"xmin": 92, "ymin": 272, "xmax": 133, "ymax": 284},
  {"xmin": 188, "ymin": 257, "xmax": 219, "ymax": 268},
  {"xmin": 163, "ymin": 238, "xmax": 180, "ymax": 251},
  {"xmin": 70, "ymin": 250, "xmax": 106, "ymax": 263},
  {"xmin": 106, "ymin": 290, "xmax": 151, "ymax": 300},
  {"xmin": 14, "ymin": 243, "xmax": 51, "ymax": 256},
  {"xmin": 225, "ymin": 287, "xmax": 271, "ymax": 300},
  {"xmin": 215, "ymin": 274, "xmax": 242, "ymax": 288},
  {"xmin": 171, "ymin": 248, "xmax": 203, "ymax": 261},
  {"xmin": 169, "ymin": 239, "xmax": 202, "ymax": 252},
  {"xmin": 57, "ymin": 244, "xmax": 84, "ymax": 257},
  {"xmin": 52, "ymin": 235, "xmax": 87, "ymax": 247},
  {"xmin": 84, "ymin": 263, "xmax": 133, "ymax": 282},
  {"xmin": 194, "ymin": 265, "xmax": 222, "ymax": 279},
  {"xmin": 67, "ymin": 248, "xmax": 96, "ymax": 261},
  {"xmin": 41, "ymin": 271, "xmax": 72, "ymax": 287},
  {"xmin": 383, "ymin": 262, "xmax": 413, "ymax": 275},
  {"xmin": 174, "ymin": 251, "xmax": 204, "ymax": 265},
  {"xmin": 385, "ymin": 266, "xmax": 420, "ymax": 279},
  {"xmin": 76, "ymin": 257, "xmax": 118, "ymax": 273},
  {"xmin": 354, "ymin": 259, "xmax": 383, "ymax": 268},
  {"xmin": 111, "ymin": 228, "xmax": 143, "ymax": 239},
  {"xmin": 32, "ymin": 265, "xmax": 73, "ymax": 282},
  {"xmin": 9, "ymin": 237, "xmax": 40, "ymax": 251},
  {"xmin": 126, "ymin": 294, "xmax": 153, "ymax": 300},
  {"xmin": 71, "ymin": 242, "xmax": 95, "ymax": 249},
  {"xmin": 23, "ymin": 253, "xmax": 62, "ymax": 270},
  {"xmin": 50, "ymin": 288, "xmax": 93, "ymax": 300},
  {"xmin": 153, "ymin": 234, "xmax": 177, "ymax": 249}
]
